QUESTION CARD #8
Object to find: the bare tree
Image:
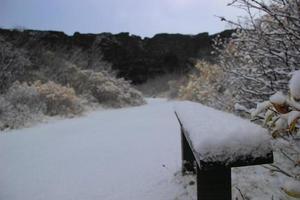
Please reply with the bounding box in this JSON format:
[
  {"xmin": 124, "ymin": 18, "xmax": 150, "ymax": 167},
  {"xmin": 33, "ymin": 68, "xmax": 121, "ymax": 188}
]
[
  {"xmin": 215, "ymin": 2, "xmax": 300, "ymax": 197},
  {"xmin": 215, "ymin": 0, "xmax": 300, "ymax": 107}
]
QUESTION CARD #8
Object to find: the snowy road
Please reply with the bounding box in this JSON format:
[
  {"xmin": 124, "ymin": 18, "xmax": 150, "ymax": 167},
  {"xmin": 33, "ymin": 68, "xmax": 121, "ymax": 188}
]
[{"xmin": 0, "ymin": 99, "xmax": 195, "ymax": 200}]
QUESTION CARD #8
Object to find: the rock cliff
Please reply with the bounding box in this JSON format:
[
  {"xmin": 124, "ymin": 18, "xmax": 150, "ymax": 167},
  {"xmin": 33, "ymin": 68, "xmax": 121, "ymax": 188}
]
[{"xmin": 0, "ymin": 28, "xmax": 233, "ymax": 84}]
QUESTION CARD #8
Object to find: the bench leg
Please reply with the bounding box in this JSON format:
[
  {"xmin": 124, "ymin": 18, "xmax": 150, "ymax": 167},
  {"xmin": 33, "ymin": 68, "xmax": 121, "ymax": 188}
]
[
  {"xmin": 196, "ymin": 165, "xmax": 231, "ymax": 200},
  {"xmin": 181, "ymin": 128, "xmax": 196, "ymax": 175}
]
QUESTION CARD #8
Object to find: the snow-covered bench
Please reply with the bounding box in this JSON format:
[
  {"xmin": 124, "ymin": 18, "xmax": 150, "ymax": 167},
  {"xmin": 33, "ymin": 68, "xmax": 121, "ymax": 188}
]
[{"xmin": 174, "ymin": 101, "xmax": 273, "ymax": 200}]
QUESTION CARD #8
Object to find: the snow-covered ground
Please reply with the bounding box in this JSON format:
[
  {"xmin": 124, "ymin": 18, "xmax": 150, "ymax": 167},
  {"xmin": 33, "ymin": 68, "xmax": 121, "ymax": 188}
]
[
  {"xmin": 0, "ymin": 99, "xmax": 295, "ymax": 200},
  {"xmin": 0, "ymin": 99, "xmax": 194, "ymax": 200}
]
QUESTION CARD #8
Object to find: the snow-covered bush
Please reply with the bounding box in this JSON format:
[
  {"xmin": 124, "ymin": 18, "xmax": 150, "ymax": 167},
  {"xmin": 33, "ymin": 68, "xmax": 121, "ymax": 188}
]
[
  {"xmin": 216, "ymin": 0, "xmax": 300, "ymax": 107},
  {"xmin": 88, "ymin": 72, "xmax": 144, "ymax": 107},
  {"xmin": 214, "ymin": 1, "xmax": 300, "ymax": 197},
  {"xmin": 5, "ymin": 82, "xmax": 45, "ymax": 113},
  {"xmin": 1, "ymin": 48, "xmax": 145, "ymax": 109},
  {"xmin": 0, "ymin": 81, "xmax": 84, "ymax": 130},
  {"xmin": 0, "ymin": 36, "xmax": 31, "ymax": 93},
  {"xmin": 178, "ymin": 60, "xmax": 234, "ymax": 111},
  {"xmin": 48, "ymin": 61, "xmax": 145, "ymax": 108},
  {"xmin": 251, "ymin": 70, "xmax": 300, "ymax": 198},
  {"xmin": 252, "ymin": 70, "xmax": 300, "ymax": 136},
  {"xmin": 34, "ymin": 81, "xmax": 84, "ymax": 116},
  {"xmin": 0, "ymin": 82, "xmax": 45, "ymax": 130}
]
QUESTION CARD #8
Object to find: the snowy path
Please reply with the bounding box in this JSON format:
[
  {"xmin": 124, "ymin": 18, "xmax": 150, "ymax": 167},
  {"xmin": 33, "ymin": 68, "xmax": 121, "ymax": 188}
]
[{"xmin": 0, "ymin": 99, "xmax": 194, "ymax": 200}]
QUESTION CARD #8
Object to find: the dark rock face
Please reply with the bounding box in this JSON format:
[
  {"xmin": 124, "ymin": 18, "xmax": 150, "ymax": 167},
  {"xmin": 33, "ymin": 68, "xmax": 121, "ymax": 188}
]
[{"xmin": 0, "ymin": 28, "xmax": 234, "ymax": 84}]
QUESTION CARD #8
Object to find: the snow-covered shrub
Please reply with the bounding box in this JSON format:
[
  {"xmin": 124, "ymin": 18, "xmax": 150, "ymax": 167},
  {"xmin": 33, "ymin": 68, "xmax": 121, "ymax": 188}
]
[
  {"xmin": 0, "ymin": 36, "xmax": 31, "ymax": 93},
  {"xmin": 251, "ymin": 70, "xmax": 300, "ymax": 198},
  {"xmin": 252, "ymin": 70, "xmax": 300, "ymax": 137},
  {"xmin": 0, "ymin": 97, "xmax": 36, "ymax": 130},
  {"xmin": 27, "ymin": 51, "xmax": 145, "ymax": 108},
  {"xmin": 5, "ymin": 82, "xmax": 45, "ymax": 112},
  {"xmin": 0, "ymin": 81, "xmax": 85, "ymax": 130},
  {"xmin": 178, "ymin": 61, "xmax": 234, "ymax": 111},
  {"xmin": 34, "ymin": 81, "xmax": 84, "ymax": 116},
  {"xmin": 216, "ymin": 0, "xmax": 300, "ymax": 107},
  {"xmin": 0, "ymin": 82, "xmax": 45, "ymax": 130},
  {"xmin": 81, "ymin": 70, "xmax": 145, "ymax": 108},
  {"xmin": 48, "ymin": 61, "xmax": 145, "ymax": 108},
  {"xmin": 216, "ymin": 1, "xmax": 300, "ymax": 197}
]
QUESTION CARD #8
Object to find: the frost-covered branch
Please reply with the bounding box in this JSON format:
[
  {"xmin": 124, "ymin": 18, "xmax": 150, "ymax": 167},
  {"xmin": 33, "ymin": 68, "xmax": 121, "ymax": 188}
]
[{"xmin": 216, "ymin": 0, "xmax": 300, "ymax": 107}]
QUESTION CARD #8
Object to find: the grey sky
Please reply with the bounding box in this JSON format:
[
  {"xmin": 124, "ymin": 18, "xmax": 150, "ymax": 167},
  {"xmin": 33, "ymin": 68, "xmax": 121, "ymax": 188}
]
[{"xmin": 0, "ymin": 0, "xmax": 244, "ymax": 37}]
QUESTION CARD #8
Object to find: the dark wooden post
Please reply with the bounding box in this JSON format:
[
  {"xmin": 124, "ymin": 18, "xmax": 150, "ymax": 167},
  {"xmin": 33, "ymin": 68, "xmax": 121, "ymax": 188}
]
[
  {"xmin": 181, "ymin": 127, "xmax": 196, "ymax": 174},
  {"xmin": 197, "ymin": 165, "xmax": 231, "ymax": 200}
]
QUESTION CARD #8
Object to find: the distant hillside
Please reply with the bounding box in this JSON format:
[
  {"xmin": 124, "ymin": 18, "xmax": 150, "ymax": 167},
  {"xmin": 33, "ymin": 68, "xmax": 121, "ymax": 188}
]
[{"xmin": 0, "ymin": 28, "xmax": 234, "ymax": 84}]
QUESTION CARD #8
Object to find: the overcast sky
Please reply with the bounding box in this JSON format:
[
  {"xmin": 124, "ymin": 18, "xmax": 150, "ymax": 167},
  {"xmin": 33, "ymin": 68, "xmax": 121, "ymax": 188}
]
[{"xmin": 0, "ymin": 0, "xmax": 244, "ymax": 37}]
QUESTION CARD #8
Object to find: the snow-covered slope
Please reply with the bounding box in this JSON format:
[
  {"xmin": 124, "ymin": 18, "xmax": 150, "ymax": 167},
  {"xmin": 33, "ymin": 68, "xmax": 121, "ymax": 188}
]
[{"xmin": 0, "ymin": 99, "xmax": 295, "ymax": 200}]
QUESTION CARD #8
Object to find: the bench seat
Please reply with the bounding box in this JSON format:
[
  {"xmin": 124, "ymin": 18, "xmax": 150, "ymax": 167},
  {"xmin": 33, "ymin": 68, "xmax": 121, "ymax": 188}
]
[{"xmin": 174, "ymin": 101, "xmax": 273, "ymax": 200}]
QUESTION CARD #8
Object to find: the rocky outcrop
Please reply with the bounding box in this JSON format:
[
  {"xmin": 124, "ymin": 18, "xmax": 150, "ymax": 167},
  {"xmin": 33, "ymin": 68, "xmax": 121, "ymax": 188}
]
[{"xmin": 0, "ymin": 28, "xmax": 234, "ymax": 84}]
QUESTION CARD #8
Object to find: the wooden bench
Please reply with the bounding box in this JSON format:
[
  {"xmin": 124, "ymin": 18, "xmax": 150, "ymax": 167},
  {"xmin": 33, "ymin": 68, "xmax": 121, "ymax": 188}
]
[{"xmin": 174, "ymin": 101, "xmax": 273, "ymax": 200}]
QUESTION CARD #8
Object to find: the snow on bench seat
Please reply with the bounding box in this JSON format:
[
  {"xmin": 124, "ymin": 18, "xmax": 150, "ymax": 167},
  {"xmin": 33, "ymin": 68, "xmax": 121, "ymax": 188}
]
[{"xmin": 174, "ymin": 101, "xmax": 272, "ymax": 168}]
